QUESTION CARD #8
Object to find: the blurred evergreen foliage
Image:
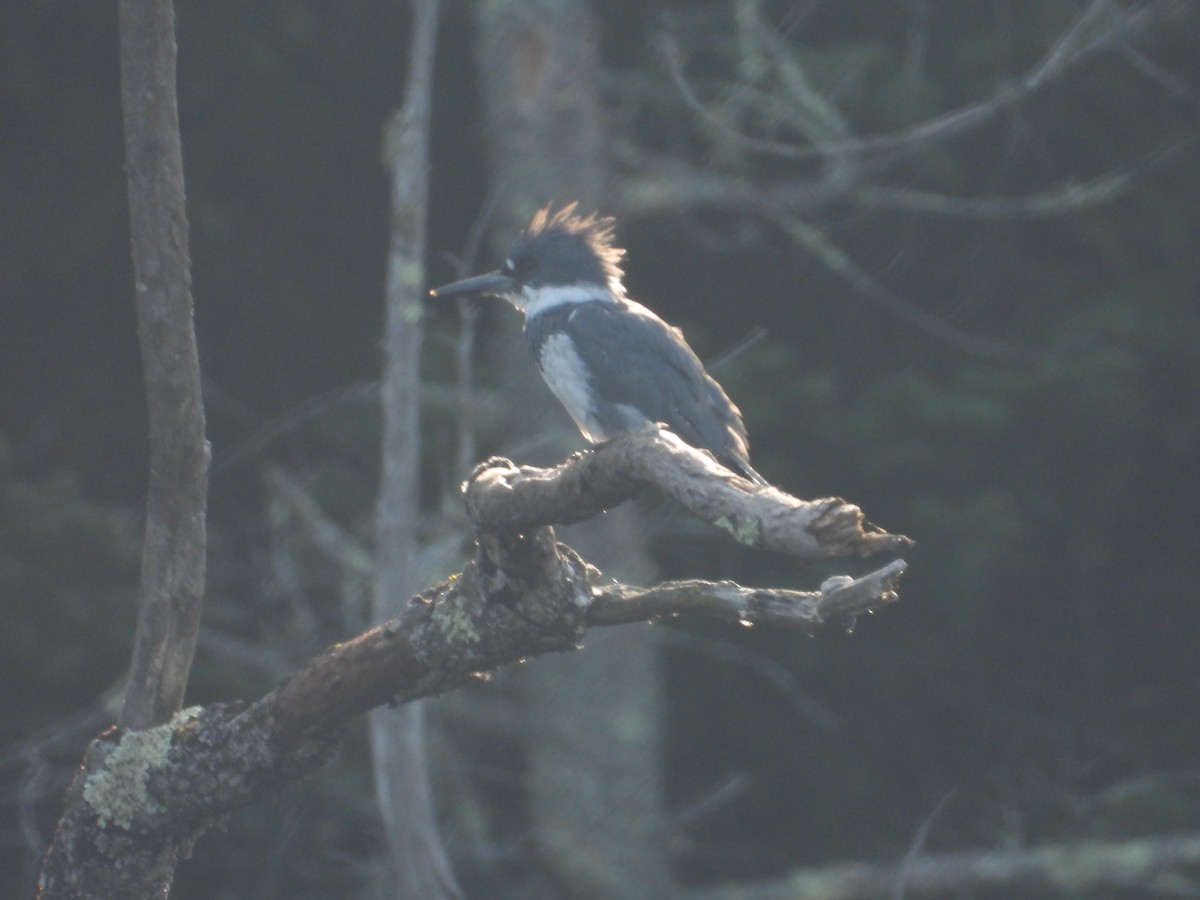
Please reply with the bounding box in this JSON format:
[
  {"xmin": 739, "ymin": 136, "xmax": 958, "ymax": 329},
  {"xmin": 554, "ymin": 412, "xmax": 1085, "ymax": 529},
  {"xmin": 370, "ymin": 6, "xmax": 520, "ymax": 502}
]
[
  {"xmin": 2, "ymin": 0, "xmax": 1198, "ymax": 896},
  {"xmin": 0, "ymin": 436, "xmax": 139, "ymax": 737}
]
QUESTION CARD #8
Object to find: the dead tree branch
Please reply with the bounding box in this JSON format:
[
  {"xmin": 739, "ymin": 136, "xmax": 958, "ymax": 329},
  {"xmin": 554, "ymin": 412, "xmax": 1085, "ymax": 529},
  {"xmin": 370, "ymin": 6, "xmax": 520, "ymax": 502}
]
[
  {"xmin": 465, "ymin": 429, "xmax": 911, "ymax": 559},
  {"xmin": 589, "ymin": 562, "xmax": 905, "ymax": 630},
  {"xmin": 35, "ymin": 431, "xmax": 907, "ymax": 899}
]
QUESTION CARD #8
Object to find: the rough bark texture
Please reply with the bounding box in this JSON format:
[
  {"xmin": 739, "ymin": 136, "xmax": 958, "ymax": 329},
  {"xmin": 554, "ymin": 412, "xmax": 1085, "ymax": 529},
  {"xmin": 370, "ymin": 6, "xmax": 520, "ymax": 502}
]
[
  {"xmin": 116, "ymin": 0, "xmax": 208, "ymax": 734},
  {"xmin": 371, "ymin": 1, "xmax": 461, "ymax": 896},
  {"xmin": 36, "ymin": 707, "xmax": 337, "ymax": 900},
  {"xmin": 466, "ymin": 431, "xmax": 911, "ymax": 560},
  {"xmin": 36, "ymin": 435, "xmax": 908, "ymax": 899}
]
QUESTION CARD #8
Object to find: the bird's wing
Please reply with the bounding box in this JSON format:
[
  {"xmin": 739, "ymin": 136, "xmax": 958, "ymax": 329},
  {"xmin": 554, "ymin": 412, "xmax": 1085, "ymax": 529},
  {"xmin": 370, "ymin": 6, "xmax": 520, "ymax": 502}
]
[{"xmin": 563, "ymin": 300, "xmax": 755, "ymax": 474}]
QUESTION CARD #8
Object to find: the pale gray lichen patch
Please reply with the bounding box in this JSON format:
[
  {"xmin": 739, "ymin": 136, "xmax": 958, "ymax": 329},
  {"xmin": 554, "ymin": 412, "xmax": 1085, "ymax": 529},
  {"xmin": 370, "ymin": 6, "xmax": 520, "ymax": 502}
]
[
  {"xmin": 569, "ymin": 577, "xmax": 592, "ymax": 609},
  {"xmin": 83, "ymin": 706, "xmax": 202, "ymax": 830},
  {"xmin": 429, "ymin": 590, "xmax": 486, "ymax": 645},
  {"xmin": 713, "ymin": 514, "xmax": 762, "ymax": 546}
]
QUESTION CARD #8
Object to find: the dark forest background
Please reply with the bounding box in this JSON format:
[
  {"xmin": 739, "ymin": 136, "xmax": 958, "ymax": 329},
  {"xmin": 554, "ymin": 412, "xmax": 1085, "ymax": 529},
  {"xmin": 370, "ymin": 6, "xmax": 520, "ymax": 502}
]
[{"xmin": 3, "ymin": 1, "xmax": 1199, "ymax": 897}]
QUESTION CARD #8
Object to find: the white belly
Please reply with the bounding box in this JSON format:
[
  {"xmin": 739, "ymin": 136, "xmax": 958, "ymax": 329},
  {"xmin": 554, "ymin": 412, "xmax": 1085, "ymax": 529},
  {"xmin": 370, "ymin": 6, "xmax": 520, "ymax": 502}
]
[{"xmin": 537, "ymin": 333, "xmax": 608, "ymax": 442}]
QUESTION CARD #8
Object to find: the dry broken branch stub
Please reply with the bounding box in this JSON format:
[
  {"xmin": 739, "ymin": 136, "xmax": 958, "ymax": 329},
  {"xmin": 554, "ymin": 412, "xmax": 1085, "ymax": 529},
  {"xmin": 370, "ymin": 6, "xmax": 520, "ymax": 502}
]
[
  {"xmin": 589, "ymin": 559, "xmax": 906, "ymax": 632},
  {"xmin": 464, "ymin": 428, "xmax": 912, "ymax": 560}
]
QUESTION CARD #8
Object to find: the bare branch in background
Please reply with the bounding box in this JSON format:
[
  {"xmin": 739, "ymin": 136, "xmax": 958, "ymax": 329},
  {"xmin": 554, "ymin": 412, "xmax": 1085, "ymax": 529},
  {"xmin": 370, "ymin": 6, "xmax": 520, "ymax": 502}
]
[
  {"xmin": 765, "ymin": 209, "xmax": 1021, "ymax": 360},
  {"xmin": 373, "ymin": 1, "xmax": 461, "ymax": 897},
  {"xmin": 660, "ymin": 0, "xmax": 1180, "ymax": 168},
  {"xmin": 654, "ymin": 628, "xmax": 843, "ymax": 731},
  {"xmin": 622, "ymin": 0, "xmax": 1197, "ymax": 357},
  {"xmin": 691, "ymin": 831, "xmax": 1200, "ymax": 900},
  {"xmin": 450, "ymin": 195, "xmax": 502, "ymax": 484}
]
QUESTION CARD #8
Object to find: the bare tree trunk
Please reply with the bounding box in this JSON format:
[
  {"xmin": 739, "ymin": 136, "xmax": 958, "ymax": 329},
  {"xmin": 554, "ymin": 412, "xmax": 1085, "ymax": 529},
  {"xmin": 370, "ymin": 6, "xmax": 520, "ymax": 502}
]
[
  {"xmin": 38, "ymin": 0, "xmax": 207, "ymax": 894},
  {"xmin": 372, "ymin": 2, "xmax": 461, "ymax": 897},
  {"xmin": 475, "ymin": 0, "xmax": 608, "ymax": 221},
  {"xmin": 117, "ymin": 0, "xmax": 208, "ymax": 734},
  {"xmin": 470, "ymin": 0, "xmax": 675, "ymax": 893}
]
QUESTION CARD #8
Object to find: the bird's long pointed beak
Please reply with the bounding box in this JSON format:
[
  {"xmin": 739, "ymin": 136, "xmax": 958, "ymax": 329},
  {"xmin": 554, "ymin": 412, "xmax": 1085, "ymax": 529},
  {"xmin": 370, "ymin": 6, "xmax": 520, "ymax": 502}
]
[{"xmin": 428, "ymin": 271, "xmax": 517, "ymax": 299}]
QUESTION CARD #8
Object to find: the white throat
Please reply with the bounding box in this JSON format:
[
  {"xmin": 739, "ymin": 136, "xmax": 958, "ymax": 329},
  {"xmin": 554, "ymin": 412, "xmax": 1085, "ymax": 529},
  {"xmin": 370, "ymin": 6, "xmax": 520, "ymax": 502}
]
[{"xmin": 520, "ymin": 283, "xmax": 614, "ymax": 317}]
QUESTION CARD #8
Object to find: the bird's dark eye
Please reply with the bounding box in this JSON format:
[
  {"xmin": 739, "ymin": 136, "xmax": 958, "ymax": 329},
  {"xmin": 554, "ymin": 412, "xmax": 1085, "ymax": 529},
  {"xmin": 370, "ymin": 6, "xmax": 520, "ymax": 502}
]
[{"xmin": 502, "ymin": 254, "xmax": 534, "ymax": 280}]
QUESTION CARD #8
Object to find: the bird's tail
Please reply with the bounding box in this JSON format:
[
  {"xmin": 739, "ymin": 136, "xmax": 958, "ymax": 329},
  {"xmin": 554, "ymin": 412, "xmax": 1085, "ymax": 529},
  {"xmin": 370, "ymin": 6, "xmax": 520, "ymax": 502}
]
[{"xmin": 726, "ymin": 457, "xmax": 770, "ymax": 488}]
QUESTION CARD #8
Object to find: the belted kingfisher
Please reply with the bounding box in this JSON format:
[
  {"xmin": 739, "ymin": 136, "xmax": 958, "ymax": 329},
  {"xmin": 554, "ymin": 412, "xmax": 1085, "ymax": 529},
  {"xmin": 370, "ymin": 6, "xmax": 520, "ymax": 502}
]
[{"xmin": 429, "ymin": 204, "xmax": 767, "ymax": 485}]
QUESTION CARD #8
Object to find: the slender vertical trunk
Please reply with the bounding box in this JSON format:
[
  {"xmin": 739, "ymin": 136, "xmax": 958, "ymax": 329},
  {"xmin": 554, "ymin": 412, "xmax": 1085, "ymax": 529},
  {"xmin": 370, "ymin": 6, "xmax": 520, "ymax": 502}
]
[
  {"xmin": 372, "ymin": 2, "xmax": 461, "ymax": 897},
  {"xmin": 118, "ymin": 0, "xmax": 208, "ymax": 734},
  {"xmin": 39, "ymin": 0, "xmax": 207, "ymax": 894}
]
